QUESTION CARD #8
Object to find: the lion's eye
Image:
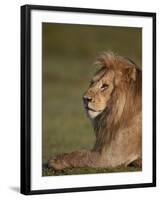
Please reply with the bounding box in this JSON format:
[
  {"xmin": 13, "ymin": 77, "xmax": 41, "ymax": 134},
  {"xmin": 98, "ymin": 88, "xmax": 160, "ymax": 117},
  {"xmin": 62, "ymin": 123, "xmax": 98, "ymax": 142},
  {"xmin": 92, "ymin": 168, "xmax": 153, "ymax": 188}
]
[{"xmin": 101, "ymin": 83, "xmax": 109, "ymax": 90}]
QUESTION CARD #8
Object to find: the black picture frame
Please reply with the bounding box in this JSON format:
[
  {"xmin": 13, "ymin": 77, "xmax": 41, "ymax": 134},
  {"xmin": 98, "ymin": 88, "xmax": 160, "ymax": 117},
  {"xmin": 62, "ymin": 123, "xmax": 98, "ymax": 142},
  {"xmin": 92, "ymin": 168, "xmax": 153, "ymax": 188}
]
[{"xmin": 21, "ymin": 4, "xmax": 156, "ymax": 195}]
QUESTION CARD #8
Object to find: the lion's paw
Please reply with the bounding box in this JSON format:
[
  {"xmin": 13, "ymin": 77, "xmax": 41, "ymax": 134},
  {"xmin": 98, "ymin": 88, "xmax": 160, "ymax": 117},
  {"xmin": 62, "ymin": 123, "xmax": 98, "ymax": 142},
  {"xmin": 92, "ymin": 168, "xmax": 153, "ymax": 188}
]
[{"xmin": 48, "ymin": 157, "xmax": 68, "ymax": 170}]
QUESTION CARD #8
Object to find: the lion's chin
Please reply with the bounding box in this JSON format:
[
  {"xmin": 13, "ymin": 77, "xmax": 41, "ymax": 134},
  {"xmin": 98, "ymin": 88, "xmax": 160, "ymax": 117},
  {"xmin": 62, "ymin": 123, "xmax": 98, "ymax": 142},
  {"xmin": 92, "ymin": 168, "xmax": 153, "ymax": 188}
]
[
  {"xmin": 83, "ymin": 105, "xmax": 104, "ymax": 119},
  {"xmin": 87, "ymin": 110, "xmax": 102, "ymax": 119}
]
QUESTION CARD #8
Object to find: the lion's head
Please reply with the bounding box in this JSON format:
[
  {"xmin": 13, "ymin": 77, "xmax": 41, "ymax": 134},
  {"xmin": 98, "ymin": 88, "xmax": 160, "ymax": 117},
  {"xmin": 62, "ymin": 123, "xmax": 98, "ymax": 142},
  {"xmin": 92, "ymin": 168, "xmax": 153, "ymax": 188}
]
[
  {"xmin": 83, "ymin": 52, "xmax": 141, "ymax": 121},
  {"xmin": 83, "ymin": 66, "xmax": 115, "ymax": 119}
]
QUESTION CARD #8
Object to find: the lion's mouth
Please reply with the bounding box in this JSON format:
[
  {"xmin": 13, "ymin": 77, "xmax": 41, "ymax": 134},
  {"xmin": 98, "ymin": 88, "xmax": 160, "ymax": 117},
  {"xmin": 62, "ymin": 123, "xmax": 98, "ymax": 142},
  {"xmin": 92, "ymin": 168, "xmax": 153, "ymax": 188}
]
[
  {"xmin": 85, "ymin": 106, "xmax": 96, "ymax": 112},
  {"xmin": 85, "ymin": 106, "xmax": 102, "ymax": 113}
]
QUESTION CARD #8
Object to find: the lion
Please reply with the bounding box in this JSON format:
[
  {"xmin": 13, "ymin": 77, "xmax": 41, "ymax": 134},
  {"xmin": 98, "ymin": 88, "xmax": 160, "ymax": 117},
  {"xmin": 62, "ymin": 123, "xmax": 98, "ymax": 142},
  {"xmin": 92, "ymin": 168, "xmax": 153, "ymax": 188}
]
[{"xmin": 48, "ymin": 52, "xmax": 142, "ymax": 170}]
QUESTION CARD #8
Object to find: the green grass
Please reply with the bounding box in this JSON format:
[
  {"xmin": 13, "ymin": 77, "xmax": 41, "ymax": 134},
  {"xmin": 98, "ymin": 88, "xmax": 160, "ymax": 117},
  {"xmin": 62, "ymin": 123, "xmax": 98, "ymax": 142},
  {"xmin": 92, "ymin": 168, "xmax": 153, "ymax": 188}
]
[
  {"xmin": 42, "ymin": 58, "xmax": 95, "ymax": 164},
  {"xmin": 42, "ymin": 165, "xmax": 141, "ymax": 176}
]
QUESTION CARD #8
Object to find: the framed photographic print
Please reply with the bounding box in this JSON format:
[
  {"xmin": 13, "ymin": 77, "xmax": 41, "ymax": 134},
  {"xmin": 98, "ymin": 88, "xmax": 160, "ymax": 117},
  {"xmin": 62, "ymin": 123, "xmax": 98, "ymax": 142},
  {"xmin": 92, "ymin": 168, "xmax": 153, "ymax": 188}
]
[{"xmin": 21, "ymin": 4, "xmax": 156, "ymax": 195}]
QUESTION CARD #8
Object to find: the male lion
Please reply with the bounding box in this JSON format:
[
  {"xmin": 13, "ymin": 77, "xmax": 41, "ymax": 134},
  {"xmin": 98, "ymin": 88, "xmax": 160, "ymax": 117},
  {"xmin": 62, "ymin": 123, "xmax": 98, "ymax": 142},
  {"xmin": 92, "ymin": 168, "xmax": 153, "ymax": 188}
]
[{"xmin": 48, "ymin": 52, "xmax": 142, "ymax": 170}]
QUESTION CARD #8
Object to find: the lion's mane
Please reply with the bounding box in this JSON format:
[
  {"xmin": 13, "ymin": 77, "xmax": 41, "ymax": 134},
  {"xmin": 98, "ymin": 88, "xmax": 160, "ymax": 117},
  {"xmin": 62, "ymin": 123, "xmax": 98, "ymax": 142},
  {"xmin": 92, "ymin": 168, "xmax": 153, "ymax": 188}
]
[{"xmin": 93, "ymin": 52, "xmax": 142, "ymax": 154}]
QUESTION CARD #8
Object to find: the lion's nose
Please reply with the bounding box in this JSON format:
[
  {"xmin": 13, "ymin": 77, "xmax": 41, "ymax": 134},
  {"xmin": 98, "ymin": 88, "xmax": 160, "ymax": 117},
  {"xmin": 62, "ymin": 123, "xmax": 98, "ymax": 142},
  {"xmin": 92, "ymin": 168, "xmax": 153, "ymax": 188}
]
[{"xmin": 83, "ymin": 96, "xmax": 92, "ymax": 104}]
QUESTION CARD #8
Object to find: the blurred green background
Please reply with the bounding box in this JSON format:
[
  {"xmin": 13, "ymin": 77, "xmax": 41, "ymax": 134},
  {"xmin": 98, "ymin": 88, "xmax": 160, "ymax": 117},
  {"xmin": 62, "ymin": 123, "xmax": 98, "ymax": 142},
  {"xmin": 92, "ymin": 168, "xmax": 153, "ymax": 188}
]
[{"xmin": 42, "ymin": 23, "xmax": 142, "ymax": 166}]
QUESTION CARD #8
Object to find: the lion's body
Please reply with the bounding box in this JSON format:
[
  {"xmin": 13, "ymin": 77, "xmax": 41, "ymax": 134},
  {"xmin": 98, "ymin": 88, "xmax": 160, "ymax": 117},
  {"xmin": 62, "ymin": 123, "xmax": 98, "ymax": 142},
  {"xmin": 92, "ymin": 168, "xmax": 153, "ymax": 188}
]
[
  {"xmin": 94, "ymin": 113, "xmax": 141, "ymax": 168},
  {"xmin": 48, "ymin": 52, "xmax": 142, "ymax": 170}
]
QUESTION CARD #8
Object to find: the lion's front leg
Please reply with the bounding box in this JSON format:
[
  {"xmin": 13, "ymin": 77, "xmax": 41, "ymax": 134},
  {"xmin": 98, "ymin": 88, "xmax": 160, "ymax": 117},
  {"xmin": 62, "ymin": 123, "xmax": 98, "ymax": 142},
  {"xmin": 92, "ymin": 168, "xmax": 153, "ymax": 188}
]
[{"xmin": 48, "ymin": 150, "xmax": 100, "ymax": 170}]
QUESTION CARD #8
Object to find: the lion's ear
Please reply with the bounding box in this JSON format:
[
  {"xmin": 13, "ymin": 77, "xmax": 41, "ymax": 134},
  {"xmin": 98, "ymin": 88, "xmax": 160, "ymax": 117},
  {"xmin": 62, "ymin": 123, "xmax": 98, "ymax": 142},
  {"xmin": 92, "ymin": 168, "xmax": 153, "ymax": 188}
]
[{"xmin": 127, "ymin": 66, "xmax": 136, "ymax": 81}]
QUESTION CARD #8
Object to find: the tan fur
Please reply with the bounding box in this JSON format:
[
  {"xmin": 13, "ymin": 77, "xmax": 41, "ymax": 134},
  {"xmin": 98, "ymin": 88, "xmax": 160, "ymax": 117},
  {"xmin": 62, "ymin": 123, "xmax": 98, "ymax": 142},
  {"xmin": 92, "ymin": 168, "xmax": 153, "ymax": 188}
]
[{"xmin": 48, "ymin": 52, "xmax": 142, "ymax": 170}]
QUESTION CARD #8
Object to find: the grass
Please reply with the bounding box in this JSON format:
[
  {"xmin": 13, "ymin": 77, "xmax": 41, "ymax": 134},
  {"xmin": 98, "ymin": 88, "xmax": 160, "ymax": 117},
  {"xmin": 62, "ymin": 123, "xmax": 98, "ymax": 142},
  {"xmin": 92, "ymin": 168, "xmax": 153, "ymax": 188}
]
[
  {"xmin": 42, "ymin": 165, "xmax": 141, "ymax": 176},
  {"xmin": 42, "ymin": 58, "xmax": 95, "ymax": 164}
]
